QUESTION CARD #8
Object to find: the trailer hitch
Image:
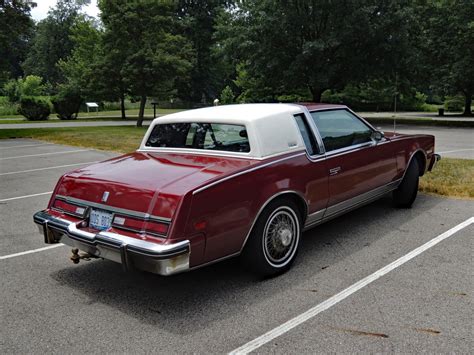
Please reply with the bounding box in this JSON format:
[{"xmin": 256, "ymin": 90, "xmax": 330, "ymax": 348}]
[{"xmin": 70, "ymin": 248, "xmax": 96, "ymax": 264}]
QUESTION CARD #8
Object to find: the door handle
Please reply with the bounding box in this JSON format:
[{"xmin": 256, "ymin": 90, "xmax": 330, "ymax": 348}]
[{"xmin": 329, "ymin": 167, "xmax": 341, "ymax": 175}]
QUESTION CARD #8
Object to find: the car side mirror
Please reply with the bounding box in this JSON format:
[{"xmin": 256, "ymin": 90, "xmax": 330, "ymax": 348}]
[{"xmin": 372, "ymin": 131, "xmax": 384, "ymax": 142}]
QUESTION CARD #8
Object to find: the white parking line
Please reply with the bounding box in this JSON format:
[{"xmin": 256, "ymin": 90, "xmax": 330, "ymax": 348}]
[
  {"xmin": 0, "ymin": 161, "xmax": 98, "ymax": 176},
  {"xmin": 229, "ymin": 217, "xmax": 474, "ymax": 355},
  {"xmin": 0, "ymin": 191, "xmax": 53, "ymax": 202},
  {"xmin": 0, "ymin": 149, "xmax": 89, "ymax": 160},
  {"xmin": 0, "ymin": 143, "xmax": 53, "ymax": 150},
  {"xmin": 438, "ymin": 148, "xmax": 474, "ymax": 154},
  {"xmin": 0, "ymin": 244, "xmax": 64, "ymax": 260}
]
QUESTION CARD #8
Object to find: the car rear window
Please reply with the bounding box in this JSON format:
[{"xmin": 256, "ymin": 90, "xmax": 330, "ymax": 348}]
[{"xmin": 145, "ymin": 123, "xmax": 250, "ymax": 153}]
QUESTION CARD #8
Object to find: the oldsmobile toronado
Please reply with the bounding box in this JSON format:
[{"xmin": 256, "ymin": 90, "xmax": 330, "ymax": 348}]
[{"xmin": 34, "ymin": 103, "xmax": 440, "ymax": 276}]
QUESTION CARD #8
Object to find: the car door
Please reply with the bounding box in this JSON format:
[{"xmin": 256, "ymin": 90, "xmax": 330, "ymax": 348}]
[{"xmin": 309, "ymin": 109, "xmax": 397, "ymax": 216}]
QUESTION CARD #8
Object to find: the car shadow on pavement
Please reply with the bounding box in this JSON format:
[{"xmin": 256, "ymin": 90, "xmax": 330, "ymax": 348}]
[{"xmin": 50, "ymin": 194, "xmax": 445, "ymax": 335}]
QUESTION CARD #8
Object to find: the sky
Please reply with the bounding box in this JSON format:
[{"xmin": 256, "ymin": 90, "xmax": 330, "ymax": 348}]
[{"xmin": 30, "ymin": 0, "xmax": 100, "ymax": 21}]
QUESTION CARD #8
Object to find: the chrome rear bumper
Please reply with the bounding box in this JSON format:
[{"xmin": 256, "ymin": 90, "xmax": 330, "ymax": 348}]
[{"xmin": 33, "ymin": 210, "xmax": 190, "ymax": 276}]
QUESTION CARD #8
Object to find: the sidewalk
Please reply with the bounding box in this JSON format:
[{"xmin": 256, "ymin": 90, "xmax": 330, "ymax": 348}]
[{"xmin": 359, "ymin": 111, "xmax": 474, "ymax": 122}]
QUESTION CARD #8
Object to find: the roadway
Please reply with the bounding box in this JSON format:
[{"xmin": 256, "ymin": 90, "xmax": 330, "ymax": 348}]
[{"xmin": 0, "ymin": 139, "xmax": 472, "ymax": 353}]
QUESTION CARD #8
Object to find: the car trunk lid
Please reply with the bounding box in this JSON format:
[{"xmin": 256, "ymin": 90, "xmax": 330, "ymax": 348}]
[{"xmin": 55, "ymin": 152, "xmax": 257, "ymax": 220}]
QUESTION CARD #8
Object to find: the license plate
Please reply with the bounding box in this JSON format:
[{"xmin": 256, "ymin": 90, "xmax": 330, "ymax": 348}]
[{"xmin": 89, "ymin": 209, "xmax": 113, "ymax": 230}]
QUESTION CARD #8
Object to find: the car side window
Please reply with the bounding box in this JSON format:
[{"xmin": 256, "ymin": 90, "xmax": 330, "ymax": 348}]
[
  {"xmin": 294, "ymin": 114, "xmax": 318, "ymax": 155},
  {"xmin": 310, "ymin": 110, "xmax": 372, "ymax": 152}
]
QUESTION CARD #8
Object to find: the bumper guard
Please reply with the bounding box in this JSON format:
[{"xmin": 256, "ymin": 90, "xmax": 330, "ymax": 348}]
[{"xmin": 428, "ymin": 153, "xmax": 441, "ymax": 171}]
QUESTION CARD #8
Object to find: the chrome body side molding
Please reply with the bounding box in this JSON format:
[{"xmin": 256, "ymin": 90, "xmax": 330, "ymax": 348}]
[
  {"xmin": 303, "ymin": 179, "xmax": 402, "ymax": 230},
  {"xmin": 304, "ymin": 209, "xmax": 326, "ymax": 228}
]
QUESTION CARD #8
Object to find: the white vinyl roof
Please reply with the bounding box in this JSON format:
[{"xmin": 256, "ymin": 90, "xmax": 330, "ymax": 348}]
[
  {"xmin": 159, "ymin": 104, "xmax": 302, "ymax": 122},
  {"xmin": 139, "ymin": 104, "xmax": 307, "ymax": 159}
]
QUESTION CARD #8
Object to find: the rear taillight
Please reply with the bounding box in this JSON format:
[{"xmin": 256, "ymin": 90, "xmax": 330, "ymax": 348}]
[
  {"xmin": 112, "ymin": 215, "xmax": 168, "ymax": 237},
  {"xmin": 144, "ymin": 221, "xmax": 169, "ymax": 236},
  {"xmin": 52, "ymin": 199, "xmax": 86, "ymax": 217}
]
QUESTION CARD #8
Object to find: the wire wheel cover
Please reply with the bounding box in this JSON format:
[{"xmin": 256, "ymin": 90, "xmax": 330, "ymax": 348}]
[{"xmin": 263, "ymin": 208, "xmax": 298, "ymax": 265}]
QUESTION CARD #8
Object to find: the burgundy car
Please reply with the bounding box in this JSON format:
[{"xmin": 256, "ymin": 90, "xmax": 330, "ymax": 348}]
[{"xmin": 34, "ymin": 104, "xmax": 440, "ymax": 276}]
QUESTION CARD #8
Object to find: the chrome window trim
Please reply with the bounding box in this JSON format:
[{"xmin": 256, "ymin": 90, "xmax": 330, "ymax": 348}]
[
  {"xmin": 306, "ymin": 107, "xmax": 379, "ymax": 155},
  {"xmin": 299, "ymin": 106, "xmax": 326, "ymax": 155},
  {"xmin": 324, "ymin": 141, "xmax": 375, "ymax": 158},
  {"xmin": 137, "ymin": 147, "xmax": 257, "ymax": 160},
  {"xmin": 192, "ymin": 151, "xmax": 306, "ymax": 195},
  {"xmin": 54, "ymin": 195, "xmax": 171, "ymax": 223},
  {"xmin": 293, "ymin": 113, "xmax": 319, "ymax": 156},
  {"xmin": 141, "ymin": 122, "xmax": 253, "ymax": 157}
]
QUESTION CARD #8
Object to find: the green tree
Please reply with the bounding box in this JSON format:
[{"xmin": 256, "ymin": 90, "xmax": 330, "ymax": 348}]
[
  {"xmin": 217, "ymin": 0, "xmax": 419, "ymax": 103},
  {"xmin": 421, "ymin": 0, "xmax": 474, "ymax": 116},
  {"xmin": 0, "ymin": 0, "xmax": 36, "ymax": 84},
  {"xmin": 58, "ymin": 16, "xmax": 101, "ymax": 93},
  {"xmin": 99, "ymin": 0, "xmax": 193, "ymax": 126},
  {"xmin": 23, "ymin": 0, "xmax": 89, "ymax": 86},
  {"xmin": 175, "ymin": 0, "xmax": 230, "ymax": 104}
]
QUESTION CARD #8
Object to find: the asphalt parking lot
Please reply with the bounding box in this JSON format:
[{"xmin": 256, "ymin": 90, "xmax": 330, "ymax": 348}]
[{"xmin": 1, "ymin": 139, "xmax": 473, "ymax": 354}]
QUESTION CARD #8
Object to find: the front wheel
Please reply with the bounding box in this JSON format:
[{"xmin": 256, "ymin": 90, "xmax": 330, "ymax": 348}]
[
  {"xmin": 241, "ymin": 198, "xmax": 302, "ymax": 277},
  {"xmin": 393, "ymin": 158, "xmax": 419, "ymax": 208}
]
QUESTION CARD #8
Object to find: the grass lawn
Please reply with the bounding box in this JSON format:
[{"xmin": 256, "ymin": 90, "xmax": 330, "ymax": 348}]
[
  {"xmin": 0, "ymin": 108, "xmax": 184, "ymax": 123},
  {"xmin": 0, "ymin": 126, "xmax": 472, "ymax": 199},
  {"xmin": 420, "ymin": 158, "xmax": 474, "ymax": 199},
  {"xmin": 0, "ymin": 126, "xmax": 147, "ymax": 153}
]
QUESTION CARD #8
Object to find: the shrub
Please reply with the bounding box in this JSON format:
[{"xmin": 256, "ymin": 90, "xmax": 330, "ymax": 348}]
[
  {"xmin": 21, "ymin": 75, "xmax": 46, "ymax": 96},
  {"xmin": 18, "ymin": 96, "xmax": 50, "ymax": 120},
  {"xmin": 3, "ymin": 76, "xmax": 46, "ymax": 103},
  {"xmin": 52, "ymin": 88, "xmax": 83, "ymax": 120}
]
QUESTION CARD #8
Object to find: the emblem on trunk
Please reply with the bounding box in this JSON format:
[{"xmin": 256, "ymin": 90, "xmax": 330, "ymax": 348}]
[{"xmin": 101, "ymin": 191, "xmax": 110, "ymax": 203}]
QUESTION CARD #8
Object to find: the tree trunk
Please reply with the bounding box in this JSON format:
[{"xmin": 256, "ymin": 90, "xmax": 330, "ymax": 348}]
[
  {"xmin": 309, "ymin": 87, "xmax": 323, "ymax": 103},
  {"xmin": 137, "ymin": 95, "xmax": 147, "ymax": 127},
  {"xmin": 120, "ymin": 94, "xmax": 126, "ymax": 119},
  {"xmin": 463, "ymin": 92, "xmax": 472, "ymax": 116}
]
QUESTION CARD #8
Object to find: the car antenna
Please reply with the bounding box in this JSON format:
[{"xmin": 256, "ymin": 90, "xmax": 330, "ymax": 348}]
[{"xmin": 393, "ymin": 73, "xmax": 397, "ymax": 135}]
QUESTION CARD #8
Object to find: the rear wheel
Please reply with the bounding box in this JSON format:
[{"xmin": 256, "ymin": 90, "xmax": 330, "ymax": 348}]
[
  {"xmin": 393, "ymin": 159, "xmax": 419, "ymax": 208},
  {"xmin": 241, "ymin": 198, "xmax": 301, "ymax": 277}
]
